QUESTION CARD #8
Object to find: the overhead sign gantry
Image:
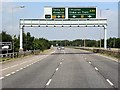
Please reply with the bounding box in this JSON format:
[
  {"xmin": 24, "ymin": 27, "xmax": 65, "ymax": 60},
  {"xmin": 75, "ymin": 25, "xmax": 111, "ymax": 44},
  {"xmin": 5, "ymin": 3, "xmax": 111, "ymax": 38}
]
[
  {"xmin": 44, "ymin": 6, "xmax": 97, "ymax": 19},
  {"xmin": 19, "ymin": 6, "xmax": 107, "ymax": 51}
]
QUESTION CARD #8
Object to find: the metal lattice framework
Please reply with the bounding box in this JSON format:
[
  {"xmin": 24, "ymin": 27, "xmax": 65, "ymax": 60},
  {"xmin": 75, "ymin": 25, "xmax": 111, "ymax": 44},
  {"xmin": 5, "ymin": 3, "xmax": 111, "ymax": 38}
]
[{"xmin": 19, "ymin": 19, "xmax": 107, "ymax": 51}]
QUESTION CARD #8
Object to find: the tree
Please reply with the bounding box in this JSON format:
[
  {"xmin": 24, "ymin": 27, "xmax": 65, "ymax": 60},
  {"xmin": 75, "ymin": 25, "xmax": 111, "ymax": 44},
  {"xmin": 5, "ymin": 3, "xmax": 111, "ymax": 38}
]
[{"xmin": 1, "ymin": 31, "xmax": 12, "ymax": 42}]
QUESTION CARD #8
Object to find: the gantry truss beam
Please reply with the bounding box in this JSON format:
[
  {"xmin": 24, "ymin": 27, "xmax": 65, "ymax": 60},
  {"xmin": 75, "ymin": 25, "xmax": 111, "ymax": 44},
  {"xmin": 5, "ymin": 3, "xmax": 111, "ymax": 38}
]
[
  {"xmin": 19, "ymin": 19, "xmax": 107, "ymax": 51},
  {"xmin": 20, "ymin": 19, "xmax": 107, "ymax": 27}
]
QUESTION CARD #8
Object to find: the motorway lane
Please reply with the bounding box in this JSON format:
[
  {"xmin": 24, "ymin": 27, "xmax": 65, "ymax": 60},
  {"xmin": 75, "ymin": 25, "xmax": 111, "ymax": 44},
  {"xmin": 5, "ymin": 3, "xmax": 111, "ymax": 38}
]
[
  {"xmin": 77, "ymin": 49, "xmax": 118, "ymax": 88},
  {"xmin": 2, "ymin": 48, "xmax": 118, "ymax": 89},
  {"xmin": 2, "ymin": 49, "xmax": 64, "ymax": 88},
  {"xmin": 2, "ymin": 55, "xmax": 50, "ymax": 77},
  {"xmin": 47, "ymin": 48, "xmax": 112, "ymax": 88}
]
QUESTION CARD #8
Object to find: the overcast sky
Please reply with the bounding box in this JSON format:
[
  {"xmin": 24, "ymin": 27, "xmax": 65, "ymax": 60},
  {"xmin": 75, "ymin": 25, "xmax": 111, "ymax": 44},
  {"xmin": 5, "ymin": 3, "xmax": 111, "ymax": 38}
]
[{"xmin": 1, "ymin": 0, "xmax": 119, "ymax": 40}]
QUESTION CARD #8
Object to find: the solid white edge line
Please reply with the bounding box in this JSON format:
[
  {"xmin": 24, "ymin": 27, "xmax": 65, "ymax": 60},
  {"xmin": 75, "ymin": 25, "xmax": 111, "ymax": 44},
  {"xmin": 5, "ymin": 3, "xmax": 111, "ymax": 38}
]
[
  {"xmin": 96, "ymin": 54, "xmax": 118, "ymax": 63},
  {"xmin": 5, "ymin": 74, "xmax": 11, "ymax": 77},
  {"xmin": 95, "ymin": 67, "xmax": 98, "ymax": 71},
  {"xmin": 0, "ymin": 77, "xmax": 4, "ymax": 79},
  {"xmin": 1, "ymin": 52, "xmax": 50, "ymax": 72},
  {"xmin": 46, "ymin": 79, "xmax": 52, "ymax": 86},
  {"xmin": 106, "ymin": 79, "xmax": 114, "ymax": 86},
  {"xmin": 0, "ymin": 67, "xmax": 10, "ymax": 71},
  {"xmin": 56, "ymin": 68, "xmax": 59, "ymax": 71}
]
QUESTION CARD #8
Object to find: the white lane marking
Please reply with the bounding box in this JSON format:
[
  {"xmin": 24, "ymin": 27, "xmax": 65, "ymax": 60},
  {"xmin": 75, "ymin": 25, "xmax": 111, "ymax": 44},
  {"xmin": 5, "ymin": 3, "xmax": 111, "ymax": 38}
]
[
  {"xmin": 46, "ymin": 79, "xmax": 52, "ymax": 86},
  {"xmin": 60, "ymin": 62, "xmax": 62, "ymax": 65},
  {"xmin": 26, "ymin": 65, "xmax": 30, "ymax": 67},
  {"xmin": 96, "ymin": 53, "xmax": 118, "ymax": 63},
  {"xmin": 0, "ymin": 77, "xmax": 4, "ymax": 79},
  {"xmin": 11, "ymin": 72, "xmax": 15, "ymax": 74},
  {"xmin": 23, "ymin": 67, "xmax": 26, "ymax": 69},
  {"xmin": 89, "ymin": 62, "xmax": 91, "ymax": 64},
  {"xmin": 1, "ymin": 54, "xmax": 50, "ymax": 71},
  {"xmin": 95, "ymin": 67, "xmax": 98, "ymax": 71},
  {"xmin": 80, "ymin": 49, "xmax": 118, "ymax": 63},
  {"xmin": 20, "ymin": 68, "xmax": 23, "ymax": 70},
  {"xmin": 5, "ymin": 74, "xmax": 11, "ymax": 77},
  {"xmin": 16, "ymin": 69, "xmax": 20, "ymax": 72},
  {"xmin": 1, "ymin": 67, "xmax": 10, "ymax": 71},
  {"xmin": 10, "ymin": 64, "xmax": 19, "ymax": 68},
  {"xmin": 62, "ymin": 59, "xmax": 64, "ymax": 61},
  {"xmin": 85, "ymin": 58, "xmax": 87, "ymax": 59},
  {"xmin": 106, "ymin": 79, "xmax": 114, "ymax": 86},
  {"xmin": 56, "ymin": 68, "xmax": 59, "ymax": 71}
]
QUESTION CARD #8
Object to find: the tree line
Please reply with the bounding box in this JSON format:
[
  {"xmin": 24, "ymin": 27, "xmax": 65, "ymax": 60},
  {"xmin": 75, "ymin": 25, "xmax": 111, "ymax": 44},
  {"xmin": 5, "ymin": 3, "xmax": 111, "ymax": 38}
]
[
  {"xmin": 1, "ymin": 31, "xmax": 120, "ymax": 53},
  {"xmin": 0, "ymin": 31, "xmax": 51, "ymax": 52},
  {"xmin": 50, "ymin": 38, "xmax": 120, "ymax": 48}
]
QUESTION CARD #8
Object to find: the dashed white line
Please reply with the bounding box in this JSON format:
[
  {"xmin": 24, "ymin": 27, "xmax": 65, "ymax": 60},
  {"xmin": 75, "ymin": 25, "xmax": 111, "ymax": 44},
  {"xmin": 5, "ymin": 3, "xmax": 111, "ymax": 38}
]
[
  {"xmin": 56, "ymin": 68, "xmax": 59, "ymax": 71},
  {"xmin": 5, "ymin": 74, "xmax": 11, "ymax": 77},
  {"xmin": 1, "ymin": 55, "xmax": 48, "ymax": 72},
  {"xmin": 23, "ymin": 67, "xmax": 27, "ymax": 69},
  {"xmin": 60, "ymin": 62, "xmax": 62, "ymax": 65},
  {"xmin": 20, "ymin": 68, "xmax": 23, "ymax": 70},
  {"xmin": 26, "ymin": 65, "xmax": 30, "ymax": 67},
  {"xmin": 0, "ymin": 77, "xmax": 4, "ymax": 80},
  {"xmin": 11, "ymin": 72, "xmax": 15, "ymax": 74},
  {"xmin": 16, "ymin": 69, "xmax": 20, "ymax": 72},
  {"xmin": 106, "ymin": 79, "xmax": 114, "ymax": 86},
  {"xmin": 89, "ymin": 61, "xmax": 91, "ymax": 64},
  {"xmin": 46, "ymin": 79, "xmax": 52, "ymax": 86},
  {"xmin": 85, "ymin": 58, "xmax": 87, "ymax": 60},
  {"xmin": 95, "ymin": 67, "xmax": 98, "ymax": 71}
]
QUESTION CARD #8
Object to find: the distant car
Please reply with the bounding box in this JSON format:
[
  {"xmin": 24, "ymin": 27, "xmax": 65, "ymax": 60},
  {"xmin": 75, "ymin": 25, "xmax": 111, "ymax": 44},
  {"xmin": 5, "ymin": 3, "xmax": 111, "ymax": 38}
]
[
  {"xmin": 57, "ymin": 47, "xmax": 61, "ymax": 50},
  {"xmin": 61, "ymin": 47, "xmax": 64, "ymax": 50}
]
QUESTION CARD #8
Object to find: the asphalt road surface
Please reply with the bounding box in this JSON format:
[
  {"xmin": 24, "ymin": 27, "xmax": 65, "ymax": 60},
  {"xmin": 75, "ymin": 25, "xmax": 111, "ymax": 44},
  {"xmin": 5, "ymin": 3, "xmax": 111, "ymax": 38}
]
[{"xmin": 1, "ymin": 48, "xmax": 119, "ymax": 89}]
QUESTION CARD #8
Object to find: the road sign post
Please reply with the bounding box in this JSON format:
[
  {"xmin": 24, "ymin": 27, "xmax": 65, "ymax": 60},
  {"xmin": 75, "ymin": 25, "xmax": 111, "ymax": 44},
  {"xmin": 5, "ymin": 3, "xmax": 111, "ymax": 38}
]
[{"xmin": 104, "ymin": 25, "xmax": 107, "ymax": 49}]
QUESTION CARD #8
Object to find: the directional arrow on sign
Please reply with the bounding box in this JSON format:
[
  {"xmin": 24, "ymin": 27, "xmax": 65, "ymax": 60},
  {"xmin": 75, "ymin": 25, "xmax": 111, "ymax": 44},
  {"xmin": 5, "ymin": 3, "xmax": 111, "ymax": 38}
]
[
  {"xmin": 88, "ymin": 15, "xmax": 92, "ymax": 18},
  {"xmin": 57, "ymin": 15, "xmax": 60, "ymax": 18},
  {"xmin": 73, "ymin": 15, "xmax": 76, "ymax": 18}
]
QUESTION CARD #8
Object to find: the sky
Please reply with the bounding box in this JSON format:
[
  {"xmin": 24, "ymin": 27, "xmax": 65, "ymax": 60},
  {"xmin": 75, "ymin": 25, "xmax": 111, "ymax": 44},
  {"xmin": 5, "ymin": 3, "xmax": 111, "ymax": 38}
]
[{"xmin": 1, "ymin": 0, "xmax": 119, "ymax": 40}]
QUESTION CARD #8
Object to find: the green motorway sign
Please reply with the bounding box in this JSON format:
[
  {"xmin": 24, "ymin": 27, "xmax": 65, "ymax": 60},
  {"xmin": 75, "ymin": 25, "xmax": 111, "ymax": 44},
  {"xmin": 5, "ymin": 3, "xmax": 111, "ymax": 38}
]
[
  {"xmin": 68, "ymin": 8, "xmax": 96, "ymax": 18},
  {"xmin": 52, "ymin": 8, "xmax": 65, "ymax": 18}
]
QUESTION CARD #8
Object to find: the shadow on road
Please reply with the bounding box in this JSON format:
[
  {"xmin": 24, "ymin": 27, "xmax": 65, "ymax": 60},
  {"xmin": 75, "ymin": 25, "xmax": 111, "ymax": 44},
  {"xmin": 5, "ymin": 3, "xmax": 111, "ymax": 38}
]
[{"xmin": 51, "ymin": 52, "xmax": 94, "ymax": 55}]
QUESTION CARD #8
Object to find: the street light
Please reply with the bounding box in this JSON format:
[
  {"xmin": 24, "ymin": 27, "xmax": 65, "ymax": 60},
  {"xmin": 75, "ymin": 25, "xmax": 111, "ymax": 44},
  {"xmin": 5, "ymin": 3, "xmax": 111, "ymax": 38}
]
[
  {"xmin": 12, "ymin": 5, "xmax": 25, "ymax": 57},
  {"xmin": 99, "ymin": 8, "xmax": 110, "ymax": 48}
]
